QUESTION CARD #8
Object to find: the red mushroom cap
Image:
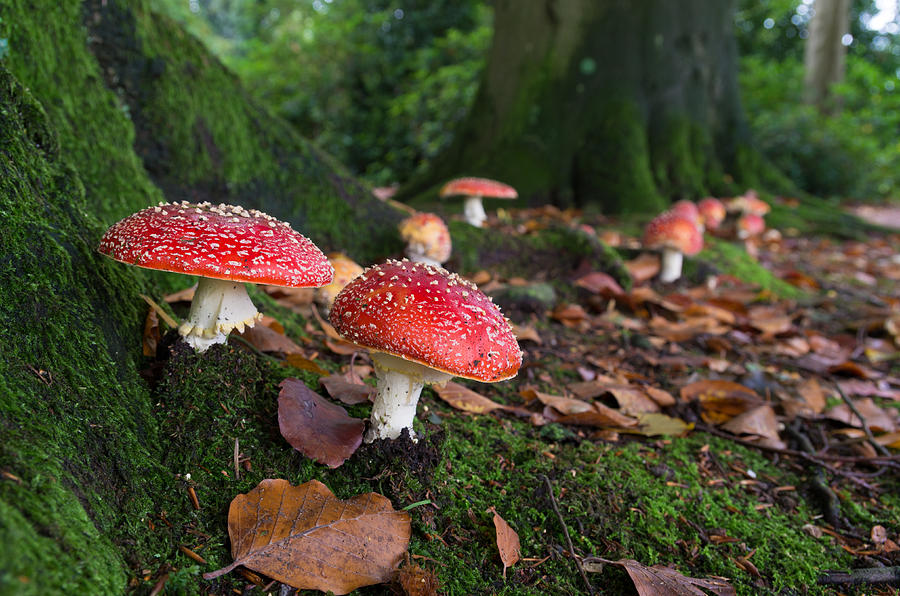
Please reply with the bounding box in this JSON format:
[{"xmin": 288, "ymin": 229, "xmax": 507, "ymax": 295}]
[
  {"xmin": 98, "ymin": 201, "xmax": 333, "ymax": 287},
  {"xmin": 329, "ymin": 260, "xmax": 522, "ymax": 382},
  {"xmin": 439, "ymin": 177, "xmax": 518, "ymax": 199},
  {"xmin": 697, "ymin": 197, "xmax": 726, "ymax": 229},
  {"xmin": 399, "ymin": 212, "xmax": 452, "ymax": 263},
  {"xmin": 642, "ymin": 212, "xmax": 704, "ymax": 256},
  {"xmin": 671, "ymin": 200, "xmax": 700, "ymax": 224},
  {"xmin": 737, "ymin": 213, "xmax": 766, "ymax": 237}
]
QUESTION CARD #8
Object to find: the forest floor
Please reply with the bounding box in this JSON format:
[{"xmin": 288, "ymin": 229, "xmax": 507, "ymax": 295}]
[{"xmin": 141, "ymin": 201, "xmax": 900, "ymax": 596}]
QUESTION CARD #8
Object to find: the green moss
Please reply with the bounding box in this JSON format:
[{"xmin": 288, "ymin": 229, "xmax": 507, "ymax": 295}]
[
  {"xmin": 695, "ymin": 237, "xmax": 805, "ymax": 299},
  {"xmin": 650, "ymin": 114, "xmax": 708, "ymax": 200}
]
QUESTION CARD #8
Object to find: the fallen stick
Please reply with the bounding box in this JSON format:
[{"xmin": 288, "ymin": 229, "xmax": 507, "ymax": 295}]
[
  {"xmin": 819, "ymin": 566, "xmax": 900, "ymax": 587},
  {"xmin": 539, "ymin": 474, "xmax": 594, "ymax": 596}
]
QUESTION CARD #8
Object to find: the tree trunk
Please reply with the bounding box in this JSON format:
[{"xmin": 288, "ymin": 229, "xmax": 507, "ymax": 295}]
[
  {"xmin": 413, "ymin": 0, "xmax": 753, "ymax": 213},
  {"xmin": 803, "ymin": 0, "xmax": 851, "ymax": 108}
]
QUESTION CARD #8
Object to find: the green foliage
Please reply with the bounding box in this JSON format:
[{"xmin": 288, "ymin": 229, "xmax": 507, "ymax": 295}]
[
  {"xmin": 737, "ymin": 0, "xmax": 900, "ymax": 200},
  {"xmin": 154, "ymin": 0, "xmax": 491, "ymax": 186}
]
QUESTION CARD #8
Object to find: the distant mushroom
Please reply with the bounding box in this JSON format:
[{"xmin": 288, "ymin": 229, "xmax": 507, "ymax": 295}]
[
  {"xmin": 642, "ymin": 212, "xmax": 704, "ymax": 283},
  {"xmin": 398, "ymin": 212, "xmax": 452, "ymax": 267},
  {"xmin": 99, "ymin": 201, "xmax": 333, "ymax": 352},
  {"xmin": 727, "ymin": 190, "xmax": 770, "ymax": 216},
  {"xmin": 315, "ymin": 253, "xmax": 364, "ymax": 311},
  {"xmin": 737, "ymin": 213, "xmax": 766, "ymax": 239},
  {"xmin": 439, "ymin": 177, "xmax": 517, "ymax": 228},
  {"xmin": 671, "ymin": 200, "xmax": 701, "ymax": 226},
  {"xmin": 330, "ymin": 259, "xmax": 522, "ymax": 442},
  {"xmin": 697, "ymin": 197, "xmax": 726, "ymax": 230}
]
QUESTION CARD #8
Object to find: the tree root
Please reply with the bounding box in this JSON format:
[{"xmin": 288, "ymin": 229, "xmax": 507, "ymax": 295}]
[{"xmin": 819, "ymin": 566, "xmax": 900, "ymax": 587}]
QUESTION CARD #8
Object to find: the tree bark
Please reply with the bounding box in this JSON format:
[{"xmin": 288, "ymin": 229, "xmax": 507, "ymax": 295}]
[
  {"xmin": 413, "ymin": 0, "xmax": 753, "ymax": 213},
  {"xmin": 803, "ymin": 0, "xmax": 851, "ymax": 108}
]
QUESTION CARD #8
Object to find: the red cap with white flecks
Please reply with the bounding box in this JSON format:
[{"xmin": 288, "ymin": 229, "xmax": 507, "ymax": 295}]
[
  {"xmin": 98, "ymin": 201, "xmax": 333, "ymax": 287},
  {"xmin": 329, "ymin": 259, "xmax": 522, "ymax": 382},
  {"xmin": 642, "ymin": 211, "xmax": 704, "ymax": 256},
  {"xmin": 439, "ymin": 177, "xmax": 518, "ymax": 199}
]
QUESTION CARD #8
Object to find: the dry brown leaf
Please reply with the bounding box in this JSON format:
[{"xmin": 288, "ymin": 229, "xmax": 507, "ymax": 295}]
[
  {"xmin": 680, "ymin": 380, "xmax": 763, "ymax": 425},
  {"xmin": 649, "ymin": 316, "xmax": 730, "ymax": 343},
  {"xmin": 550, "ymin": 303, "xmax": 589, "ymax": 325},
  {"xmin": 277, "ymin": 379, "xmax": 364, "ymax": 468},
  {"xmin": 545, "ymin": 402, "xmax": 639, "ymax": 428},
  {"xmin": 606, "ymin": 386, "xmax": 661, "ymax": 415},
  {"xmin": 203, "ymin": 479, "xmax": 410, "ymax": 594},
  {"xmin": 490, "ymin": 507, "xmax": 520, "ymax": 578},
  {"xmin": 163, "ymin": 284, "xmax": 196, "ymax": 303},
  {"xmin": 575, "ymin": 271, "xmax": 626, "ymax": 297},
  {"xmin": 320, "ymin": 373, "xmax": 375, "ymax": 405},
  {"xmin": 397, "ymin": 562, "xmax": 441, "ymax": 596},
  {"xmin": 837, "ymin": 379, "xmax": 900, "ymax": 400},
  {"xmin": 142, "ymin": 307, "xmax": 161, "ymax": 358},
  {"xmin": 520, "ymin": 388, "xmax": 593, "ymax": 415},
  {"xmin": 628, "ymin": 413, "xmax": 694, "ymax": 437},
  {"xmin": 237, "ymin": 325, "xmax": 304, "ymax": 355},
  {"xmin": 432, "ymin": 381, "xmax": 515, "ymax": 414},
  {"xmin": 721, "ymin": 405, "xmax": 786, "ymax": 449},
  {"xmin": 797, "ymin": 378, "xmax": 827, "ymax": 413},
  {"xmin": 586, "ymin": 558, "xmax": 736, "ymax": 596},
  {"xmin": 644, "ymin": 386, "xmax": 677, "ymax": 407},
  {"xmin": 625, "ymin": 253, "xmax": 661, "ymax": 285},
  {"xmin": 284, "ymin": 353, "xmax": 330, "ymax": 376},
  {"xmin": 747, "ymin": 306, "xmax": 793, "ymax": 337},
  {"xmin": 511, "ymin": 324, "xmax": 542, "ymax": 344},
  {"xmin": 824, "ymin": 397, "xmax": 897, "ymax": 433}
]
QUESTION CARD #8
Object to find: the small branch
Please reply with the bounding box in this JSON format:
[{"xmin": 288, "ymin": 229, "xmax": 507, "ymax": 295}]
[
  {"xmin": 819, "ymin": 566, "xmax": 900, "ymax": 587},
  {"xmin": 833, "ymin": 381, "xmax": 891, "ymax": 457},
  {"xmin": 540, "ymin": 474, "xmax": 594, "ymax": 596}
]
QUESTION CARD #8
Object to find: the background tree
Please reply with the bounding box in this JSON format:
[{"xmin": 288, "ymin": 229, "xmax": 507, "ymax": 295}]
[
  {"xmin": 407, "ymin": 0, "xmax": 760, "ymax": 213},
  {"xmin": 803, "ymin": 0, "xmax": 852, "ymax": 107}
]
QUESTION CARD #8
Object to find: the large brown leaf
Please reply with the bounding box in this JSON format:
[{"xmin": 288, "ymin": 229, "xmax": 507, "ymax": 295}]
[
  {"xmin": 204, "ymin": 479, "xmax": 411, "ymax": 594},
  {"xmin": 433, "ymin": 381, "xmax": 517, "ymax": 414},
  {"xmin": 585, "ymin": 558, "xmax": 735, "ymax": 596},
  {"xmin": 490, "ymin": 507, "xmax": 520, "ymax": 578},
  {"xmin": 278, "ymin": 379, "xmax": 364, "ymax": 468}
]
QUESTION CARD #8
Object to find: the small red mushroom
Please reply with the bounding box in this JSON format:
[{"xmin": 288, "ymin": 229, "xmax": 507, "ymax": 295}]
[
  {"xmin": 671, "ymin": 200, "xmax": 701, "ymax": 225},
  {"xmin": 398, "ymin": 212, "xmax": 452, "ymax": 267},
  {"xmin": 698, "ymin": 197, "xmax": 727, "ymax": 230},
  {"xmin": 99, "ymin": 201, "xmax": 333, "ymax": 352},
  {"xmin": 737, "ymin": 212, "xmax": 766, "ymax": 239},
  {"xmin": 727, "ymin": 190, "xmax": 770, "ymax": 216},
  {"xmin": 329, "ymin": 259, "xmax": 522, "ymax": 441},
  {"xmin": 642, "ymin": 212, "xmax": 704, "ymax": 283},
  {"xmin": 439, "ymin": 177, "xmax": 517, "ymax": 228}
]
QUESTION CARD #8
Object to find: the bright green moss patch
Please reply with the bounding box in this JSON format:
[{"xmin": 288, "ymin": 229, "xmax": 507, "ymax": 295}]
[{"xmin": 695, "ymin": 237, "xmax": 805, "ymax": 299}]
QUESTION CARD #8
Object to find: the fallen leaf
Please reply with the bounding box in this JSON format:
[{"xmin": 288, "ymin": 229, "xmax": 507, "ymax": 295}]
[
  {"xmin": 432, "ymin": 381, "xmax": 516, "ymax": 414},
  {"xmin": 550, "ymin": 303, "xmax": 588, "ymax": 326},
  {"xmin": 796, "ymin": 378, "xmax": 827, "ymax": 413},
  {"xmin": 521, "ymin": 388, "xmax": 593, "ymax": 415},
  {"xmin": 575, "ymin": 271, "xmax": 625, "ymax": 297},
  {"xmin": 649, "ymin": 316, "xmax": 730, "ymax": 343},
  {"xmin": 585, "ymin": 558, "xmax": 736, "ymax": 596},
  {"xmin": 545, "ymin": 402, "xmax": 638, "ymax": 428},
  {"xmin": 605, "ymin": 386, "xmax": 661, "ymax": 415},
  {"xmin": 721, "ymin": 405, "xmax": 786, "ymax": 449},
  {"xmin": 628, "ymin": 413, "xmax": 694, "ymax": 437},
  {"xmin": 644, "ymin": 386, "xmax": 677, "ymax": 407},
  {"xmin": 203, "ymin": 479, "xmax": 410, "ymax": 594},
  {"xmin": 277, "ymin": 378, "xmax": 364, "ymax": 468},
  {"xmin": 142, "ymin": 307, "xmax": 160, "ymax": 357},
  {"xmin": 163, "ymin": 284, "xmax": 196, "ymax": 303},
  {"xmin": 680, "ymin": 380, "xmax": 763, "ymax": 424},
  {"xmin": 237, "ymin": 324, "xmax": 304, "ymax": 354},
  {"xmin": 284, "ymin": 353, "xmax": 330, "ymax": 376},
  {"xmin": 511, "ymin": 324, "xmax": 542, "ymax": 344},
  {"xmin": 490, "ymin": 507, "xmax": 520, "ymax": 578},
  {"xmin": 838, "ymin": 379, "xmax": 900, "ymax": 400},
  {"xmin": 625, "ymin": 253, "xmax": 661, "ymax": 285},
  {"xmin": 320, "ymin": 373, "xmax": 375, "ymax": 405},
  {"xmin": 824, "ymin": 397, "xmax": 897, "ymax": 433},
  {"xmin": 397, "ymin": 562, "xmax": 441, "ymax": 596}
]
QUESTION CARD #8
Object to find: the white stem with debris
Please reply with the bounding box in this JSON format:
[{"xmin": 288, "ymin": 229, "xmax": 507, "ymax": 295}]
[
  {"xmin": 366, "ymin": 352, "xmax": 452, "ymax": 442},
  {"xmin": 658, "ymin": 248, "xmax": 684, "ymax": 283},
  {"xmin": 463, "ymin": 195, "xmax": 487, "ymax": 227},
  {"xmin": 178, "ymin": 277, "xmax": 261, "ymax": 352},
  {"xmin": 405, "ymin": 244, "xmax": 443, "ymax": 268}
]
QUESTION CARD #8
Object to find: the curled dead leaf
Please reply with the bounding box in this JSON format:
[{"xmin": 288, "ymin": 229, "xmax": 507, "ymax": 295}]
[{"xmin": 584, "ymin": 557, "xmax": 736, "ymax": 596}]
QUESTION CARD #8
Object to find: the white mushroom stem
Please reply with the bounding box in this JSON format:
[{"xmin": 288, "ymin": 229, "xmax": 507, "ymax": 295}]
[
  {"xmin": 366, "ymin": 352, "xmax": 452, "ymax": 442},
  {"xmin": 405, "ymin": 243, "xmax": 442, "ymax": 268},
  {"xmin": 178, "ymin": 277, "xmax": 262, "ymax": 352},
  {"xmin": 463, "ymin": 195, "xmax": 487, "ymax": 227},
  {"xmin": 658, "ymin": 248, "xmax": 684, "ymax": 283}
]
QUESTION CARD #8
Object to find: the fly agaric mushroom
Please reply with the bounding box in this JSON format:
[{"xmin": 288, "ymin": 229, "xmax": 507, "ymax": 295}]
[
  {"xmin": 329, "ymin": 259, "xmax": 522, "ymax": 442},
  {"xmin": 315, "ymin": 253, "xmax": 364, "ymax": 311},
  {"xmin": 642, "ymin": 212, "xmax": 704, "ymax": 283},
  {"xmin": 727, "ymin": 190, "xmax": 770, "ymax": 216},
  {"xmin": 99, "ymin": 201, "xmax": 333, "ymax": 352},
  {"xmin": 698, "ymin": 197, "xmax": 727, "ymax": 230},
  {"xmin": 439, "ymin": 177, "xmax": 517, "ymax": 228},
  {"xmin": 737, "ymin": 212, "xmax": 766, "ymax": 239},
  {"xmin": 671, "ymin": 200, "xmax": 701, "ymax": 225},
  {"xmin": 398, "ymin": 212, "xmax": 452, "ymax": 267}
]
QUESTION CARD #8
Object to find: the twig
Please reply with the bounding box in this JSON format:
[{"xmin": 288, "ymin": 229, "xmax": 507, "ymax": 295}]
[
  {"xmin": 833, "ymin": 381, "xmax": 891, "ymax": 457},
  {"xmin": 819, "ymin": 566, "xmax": 900, "ymax": 587},
  {"xmin": 785, "ymin": 423, "xmax": 842, "ymax": 527},
  {"xmin": 540, "ymin": 474, "xmax": 594, "ymax": 596}
]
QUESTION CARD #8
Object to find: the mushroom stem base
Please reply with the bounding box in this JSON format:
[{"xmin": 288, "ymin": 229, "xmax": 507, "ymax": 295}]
[
  {"xmin": 178, "ymin": 277, "xmax": 261, "ymax": 352},
  {"xmin": 463, "ymin": 196, "xmax": 487, "ymax": 228},
  {"xmin": 659, "ymin": 248, "xmax": 684, "ymax": 283},
  {"xmin": 366, "ymin": 352, "xmax": 452, "ymax": 442}
]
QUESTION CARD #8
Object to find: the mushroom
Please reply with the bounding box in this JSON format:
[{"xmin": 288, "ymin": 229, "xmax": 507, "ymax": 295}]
[
  {"xmin": 398, "ymin": 212, "xmax": 452, "ymax": 267},
  {"xmin": 439, "ymin": 177, "xmax": 517, "ymax": 228},
  {"xmin": 737, "ymin": 212, "xmax": 766, "ymax": 240},
  {"xmin": 315, "ymin": 253, "xmax": 364, "ymax": 311},
  {"xmin": 642, "ymin": 211, "xmax": 704, "ymax": 283},
  {"xmin": 329, "ymin": 259, "xmax": 522, "ymax": 442},
  {"xmin": 671, "ymin": 200, "xmax": 701, "ymax": 226},
  {"xmin": 727, "ymin": 190, "xmax": 770, "ymax": 216},
  {"xmin": 99, "ymin": 201, "xmax": 333, "ymax": 352},
  {"xmin": 697, "ymin": 197, "xmax": 726, "ymax": 230}
]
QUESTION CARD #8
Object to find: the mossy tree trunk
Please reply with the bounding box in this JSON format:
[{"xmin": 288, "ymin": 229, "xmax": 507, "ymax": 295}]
[{"xmin": 415, "ymin": 0, "xmax": 753, "ymax": 213}]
